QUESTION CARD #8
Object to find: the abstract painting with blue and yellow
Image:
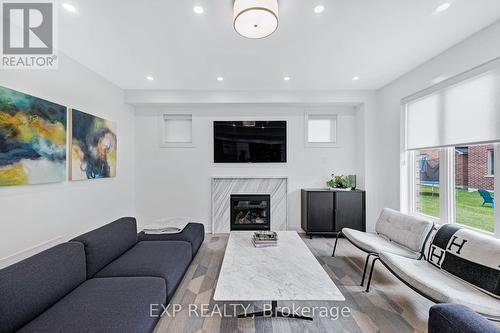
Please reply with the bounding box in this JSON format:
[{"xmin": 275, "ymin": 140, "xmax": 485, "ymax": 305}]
[
  {"xmin": 0, "ymin": 86, "xmax": 67, "ymax": 186},
  {"xmin": 70, "ymin": 109, "xmax": 116, "ymax": 180}
]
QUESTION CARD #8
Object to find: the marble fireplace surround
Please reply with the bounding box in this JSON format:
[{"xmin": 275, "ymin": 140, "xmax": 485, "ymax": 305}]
[{"xmin": 211, "ymin": 177, "xmax": 288, "ymax": 233}]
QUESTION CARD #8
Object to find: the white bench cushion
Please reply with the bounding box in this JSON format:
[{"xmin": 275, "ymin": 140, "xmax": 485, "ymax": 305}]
[
  {"xmin": 342, "ymin": 228, "xmax": 421, "ymax": 259},
  {"xmin": 375, "ymin": 208, "xmax": 433, "ymax": 253},
  {"xmin": 380, "ymin": 252, "xmax": 500, "ymax": 319}
]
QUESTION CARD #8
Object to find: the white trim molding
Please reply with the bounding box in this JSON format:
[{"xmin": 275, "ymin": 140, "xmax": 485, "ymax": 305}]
[{"xmin": 0, "ymin": 236, "xmax": 65, "ymax": 269}]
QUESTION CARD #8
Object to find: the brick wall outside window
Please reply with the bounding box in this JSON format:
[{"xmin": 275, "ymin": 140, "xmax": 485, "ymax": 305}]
[
  {"xmin": 468, "ymin": 144, "xmax": 494, "ymax": 191},
  {"xmin": 417, "ymin": 146, "xmax": 494, "ymax": 191},
  {"xmin": 455, "ymin": 153, "xmax": 468, "ymax": 188}
]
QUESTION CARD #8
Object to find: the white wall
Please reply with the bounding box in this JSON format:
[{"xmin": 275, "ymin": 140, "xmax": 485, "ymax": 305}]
[
  {"xmin": 0, "ymin": 53, "xmax": 135, "ymax": 267},
  {"xmin": 3, "ymin": 18, "xmax": 498, "ymax": 265},
  {"xmin": 373, "ymin": 21, "xmax": 500, "ymax": 217},
  {"xmin": 134, "ymin": 105, "xmax": 362, "ymax": 232}
]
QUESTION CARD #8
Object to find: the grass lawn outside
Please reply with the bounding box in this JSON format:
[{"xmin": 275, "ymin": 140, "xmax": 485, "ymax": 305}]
[{"xmin": 416, "ymin": 184, "xmax": 495, "ymax": 233}]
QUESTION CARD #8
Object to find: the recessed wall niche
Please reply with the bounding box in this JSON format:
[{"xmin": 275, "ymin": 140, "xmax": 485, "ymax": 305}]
[{"xmin": 159, "ymin": 114, "xmax": 194, "ymax": 148}]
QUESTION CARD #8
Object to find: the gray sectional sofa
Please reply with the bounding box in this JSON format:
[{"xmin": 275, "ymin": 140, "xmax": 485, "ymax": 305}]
[
  {"xmin": 0, "ymin": 217, "xmax": 204, "ymax": 333},
  {"xmin": 428, "ymin": 304, "xmax": 500, "ymax": 333}
]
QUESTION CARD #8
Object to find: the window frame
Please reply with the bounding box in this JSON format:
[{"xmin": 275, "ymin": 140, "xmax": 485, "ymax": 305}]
[
  {"xmin": 401, "ymin": 59, "xmax": 500, "ymax": 238},
  {"xmin": 158, "ymin": 113, "xmax": 195, "ymax": 148},
  {"xmin": 487, "ymin": 149, "xmax": 494, "ymax": 176},
  {"xmin": 304, "ymin": 113, "xmax": 338, "ymax": 148},
  {"xmin": 410, "ymin": 149, "xmax": 442, "ymax": 222},
  {"xmin": 406, "ymin": 143, "xmax": 499, "ymax": 237}
]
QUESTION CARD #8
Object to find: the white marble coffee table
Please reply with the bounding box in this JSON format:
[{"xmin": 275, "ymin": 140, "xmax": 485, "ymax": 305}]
[{"xmin": 213, "ymin": 231, "xmax": 344, "ymax": 320}]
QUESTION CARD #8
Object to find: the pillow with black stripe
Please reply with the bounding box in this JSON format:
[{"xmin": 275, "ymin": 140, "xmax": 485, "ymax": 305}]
[{"xmin": 427, "ymin": 224, "xmax": 500, "ymax": 298}]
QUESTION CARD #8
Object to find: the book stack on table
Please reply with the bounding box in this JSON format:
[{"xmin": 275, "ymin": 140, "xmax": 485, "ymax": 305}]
[{"xmin": 252, "ymin": 231, "xmax": 279, "ymax": 248}]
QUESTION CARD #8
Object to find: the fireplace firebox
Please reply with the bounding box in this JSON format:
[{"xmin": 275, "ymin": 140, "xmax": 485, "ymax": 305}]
[{"xmin": 230, "ymin": 194, "xmax": 271, "ymax": 231}]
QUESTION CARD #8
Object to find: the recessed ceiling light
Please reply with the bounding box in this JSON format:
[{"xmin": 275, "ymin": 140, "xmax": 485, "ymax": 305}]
[
  {"xmin": 217, "ymin": 76, "xmax": 224, "ymax": 81},
  {"xmin": 62, "ymin": 3, "xmax": 77, "ymax": 13},
  {"xmin": 193, "ymin": 6, "xmax": 204, "ymax": 14},
  {"xmin": 352, "ymin": 76, "xmax": 359, "ymax": 81},
  {"xmin": 283, "ymin": 76, "xmax": 291, "ymax": 81},
  {"xmin": 434, "ymin": 2, "xmax": 451, "ymax": 14},
  {"xmin": 314, "ymin": 5, "xmax": 325, "ymax": 14},
  {"xmin": 146, "ymin": 76, "xmax": 154, "ymax": 81}
]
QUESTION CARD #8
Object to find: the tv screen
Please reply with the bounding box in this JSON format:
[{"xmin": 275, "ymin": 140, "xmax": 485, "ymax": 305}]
[{"xmin": 214, "ymin": 121, "xmax": 287, "ymax": 163}]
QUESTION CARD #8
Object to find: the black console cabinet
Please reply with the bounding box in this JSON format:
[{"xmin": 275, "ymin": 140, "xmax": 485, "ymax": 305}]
[{"xmin": 301, "ymin": 189, "xmax": 366, "ymax": 238}]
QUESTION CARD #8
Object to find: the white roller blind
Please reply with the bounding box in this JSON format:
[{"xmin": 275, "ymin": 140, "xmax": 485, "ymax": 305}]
[
  {"xmin": 406, "ymin": 68, "xmax": 500, "ymax": 150},
  {"xmin": 163, "ymin": 114, "xmax": 192, "ymax": 143},
  {"xmin": 308, "ymin": 119, "xmax": 334, "ymax": 142}
]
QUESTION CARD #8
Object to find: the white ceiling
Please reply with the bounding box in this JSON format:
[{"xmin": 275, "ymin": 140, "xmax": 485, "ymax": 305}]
[{"xmin": 58, "ymin": 0, "xmax": 500, "ymax": 91}]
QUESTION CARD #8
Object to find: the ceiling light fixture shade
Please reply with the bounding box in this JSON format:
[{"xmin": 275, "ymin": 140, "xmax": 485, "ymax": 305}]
[{"xmin": 233, "ymin": 0, "xmax": 279, "ymax": 39}]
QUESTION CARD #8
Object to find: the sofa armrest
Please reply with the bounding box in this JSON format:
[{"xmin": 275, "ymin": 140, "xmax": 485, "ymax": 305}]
[{"xmin": 429, "ymin": 304, "xmax": 500, "ymax": 333}]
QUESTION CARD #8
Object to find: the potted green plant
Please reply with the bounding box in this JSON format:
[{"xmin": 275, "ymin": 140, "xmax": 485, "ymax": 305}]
[{"xmin": 326, "ymin": 174, "xmax": 352, "ymax": 191}]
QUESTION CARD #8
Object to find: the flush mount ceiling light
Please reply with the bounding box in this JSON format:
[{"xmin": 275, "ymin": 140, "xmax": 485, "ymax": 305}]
[{"xmin": 233, "ymin": 0, "xmax": 279, "ymax": 39}]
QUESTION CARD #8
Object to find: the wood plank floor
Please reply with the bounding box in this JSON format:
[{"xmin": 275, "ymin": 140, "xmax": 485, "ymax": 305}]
[{"xmin": 153, "ymin": 234, "xmax": 434, "ymax": 333}]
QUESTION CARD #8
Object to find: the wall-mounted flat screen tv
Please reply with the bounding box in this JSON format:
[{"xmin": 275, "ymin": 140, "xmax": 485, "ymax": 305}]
[{"xmin": 214, "ymin": 121, "xmax": 287, "ymax": 163}]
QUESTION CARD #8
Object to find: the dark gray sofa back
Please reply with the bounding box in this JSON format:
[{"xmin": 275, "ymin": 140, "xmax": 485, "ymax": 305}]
[
  {"xmin": 72, "ymin": 217, "xmax": 138, "ymax": 278},
  {"xmin": 0, "ymin": 242, "xmax": 86, "ymax": 333}
]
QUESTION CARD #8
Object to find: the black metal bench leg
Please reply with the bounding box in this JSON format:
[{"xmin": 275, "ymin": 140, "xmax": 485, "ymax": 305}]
[
  {"xmin": 360, "ymin": 253, "xmax": 375, "ymax": 287},
  {"xmin": 365, "ymin": 257, "xmax": 380, "ymax": 292},
  {"xmin": 331, "ymin": 232, "xmax": 342, "ymax": 257}
]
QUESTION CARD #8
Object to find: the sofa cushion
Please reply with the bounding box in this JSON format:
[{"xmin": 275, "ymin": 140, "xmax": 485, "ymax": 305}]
[
  {"xmin": 72, "ymin": 217, "xmax": 138, "ymax": 278},
  {"xmin": 0, "ymin": 242, "xmax": 86, "ymax": 333},
  {"xmin": 342, "ymin": 228, "xmax": 421, "ymax": 259},
  {"xmin": 375, "ymin": 208, "xmax": 433, "ymax": 253},
  {"xmin": 427, "ymin": 224, "xmax": 500, "ymax": 298},
  {"xmin": 428, "ymin": 304, "xmax": 500, "ymax": 333},
  {"xmin": 95, "ymin": 241, "xmax": 192, "ymax": 300},
  {"xmin": 138, "ymin": 222, "xmax": 205, "ymax": 257},
  {"xmin": 18, "ymin": 277, "xmax": 166, "ymax": 333},
  {"xmin": 380, "ymin": 252, "xmax": 500, "ymax": 319}
]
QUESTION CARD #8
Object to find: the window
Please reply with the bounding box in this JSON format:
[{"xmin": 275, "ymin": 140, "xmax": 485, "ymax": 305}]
[
  {"xmin": 160, "ymin": 114, "xmax": 194, "ymax": 147},
  {"xmin": 404, "ymin": 62, "xmax": 500, "ymax": 235},
  {"xmin": 414, "ymin": 149, "xmax": 440, "ymax": 218},
  {"xmin": 488, "ymin": 149, "xmax": 494, "ymax": 176},
  {"xmin": 455, "ymin": 144, "xmax": 495, "ymax": 233},
  {"xmin": 305, "ymin": 114, "xmax": 337, "ymax": 147}
]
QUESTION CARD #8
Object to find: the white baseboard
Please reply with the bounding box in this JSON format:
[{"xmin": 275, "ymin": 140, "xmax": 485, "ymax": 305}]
[{"xmin": 0, "ymin": 236, "xmax": 65, "ymax": 269}]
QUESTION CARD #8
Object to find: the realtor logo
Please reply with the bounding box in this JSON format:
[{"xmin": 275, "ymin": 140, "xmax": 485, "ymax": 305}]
[{"xmin": 1, "ymin": 0, "xmax": 58, "ymax": 69}]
